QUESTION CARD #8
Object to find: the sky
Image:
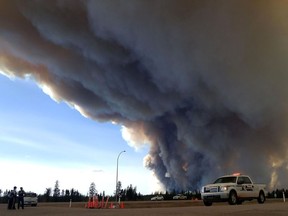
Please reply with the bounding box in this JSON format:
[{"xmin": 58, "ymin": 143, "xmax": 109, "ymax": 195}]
[
  {"xmin": 0, "ymin": 73, "xmax": 160, "ymax": 195},
  {"xmin": 1, "ymin": 0, "xmax": 288, "ymax": 196}
]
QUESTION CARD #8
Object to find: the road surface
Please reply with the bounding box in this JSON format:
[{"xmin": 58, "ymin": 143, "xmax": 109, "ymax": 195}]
[{"xmin": 1, "ymin": 199, "xmax": 287, "ymax": 216}]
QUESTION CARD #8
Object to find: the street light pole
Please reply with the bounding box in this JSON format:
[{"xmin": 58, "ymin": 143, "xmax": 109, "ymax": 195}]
[{"xmin": 116, "ymin": 150, "xmax": 125, "ymax": 203}]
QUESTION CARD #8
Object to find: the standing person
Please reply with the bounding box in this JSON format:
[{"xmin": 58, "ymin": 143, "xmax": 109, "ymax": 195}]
[
  {"xmin": 7, "ymin": 190, "xmax": 12, "ymax": 210},
  {"xmin": 8, "ymin": 186, "xmax": 17, "ymax": 210},
  {"xmin": 18, "ymin": 187, "xmax": 25, "ymax": 209}
]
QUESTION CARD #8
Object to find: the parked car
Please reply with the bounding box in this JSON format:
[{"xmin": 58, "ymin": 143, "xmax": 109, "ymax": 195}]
[
  {"xmin": 173, "ymin": 194, "xmax": 187, "ymax": 200},
  {"xmin": 151, "ymin": 195, "xmax": 164, "ymax": 201},
  {"xmin": 24, "ymin": 192, "xmax": 38, "ymax": 206}
]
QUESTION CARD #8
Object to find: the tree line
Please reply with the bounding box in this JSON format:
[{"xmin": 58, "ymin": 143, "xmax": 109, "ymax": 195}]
[
  {"xmin": 1, "ymin": 180, "xmax": 287, "ymax": 204},
  {"xmin": 0, "ymin": 179, "xmax": 201, "ymax": 203},
  {"xmin": 267, "ymin": 189, "xmax": 288, "ymax": 198},
  {"xmin": 0, "ymin": 180, "xmax": 145, "ymax": 203}
]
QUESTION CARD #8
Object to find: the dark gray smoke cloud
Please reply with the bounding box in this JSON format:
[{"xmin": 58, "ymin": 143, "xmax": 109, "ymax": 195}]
[{"xmin": 1, "ymin": 0, "xmax": 288, "ymax": 191}]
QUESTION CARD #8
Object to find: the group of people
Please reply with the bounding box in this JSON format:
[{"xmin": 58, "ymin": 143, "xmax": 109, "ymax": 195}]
[{"xmin": 7, "ymin": 186, "xmax": 25, "ymax": 210}]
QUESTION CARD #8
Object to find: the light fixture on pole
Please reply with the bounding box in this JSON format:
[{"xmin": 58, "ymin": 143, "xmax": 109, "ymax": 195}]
[{"xmin": 116, "ymin": 150, "xmax": 125, "ymax": 203}]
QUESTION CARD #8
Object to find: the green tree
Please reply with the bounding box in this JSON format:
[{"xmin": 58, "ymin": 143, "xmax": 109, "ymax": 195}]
[
  {"xmin": 125, "ymin": 184, "xmax": 137, "ymax": 201},
  {"xmin": 44, "ymin": 188, "xmax": 52, "ymax": 202},
  {"xmin": 53, "ymin": 180, "xmax": 60, "ymax": 198},
  {"xmin": 116, "ymin": 181, "xmax": 122, "ymax": 197},
  {"xmin": 89, "ymin": 182, "xmax": 97, "ymax": 197},
  {"xmin": 65, "ymin": 189, "xmax": 70, "ymax": 197}
]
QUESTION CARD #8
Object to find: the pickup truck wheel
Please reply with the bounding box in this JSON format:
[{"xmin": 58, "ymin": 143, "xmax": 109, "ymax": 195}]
[
  {"xmin": 258, "ymin": 191, "xmax": 265, "ymax": 204},
  {"xmin": 203, "ymin": 200, "xmax": 212, "ymax": 206},
  {"xmin": 228, "ymin": 191, "xmax": 238, "ymax": 205}
]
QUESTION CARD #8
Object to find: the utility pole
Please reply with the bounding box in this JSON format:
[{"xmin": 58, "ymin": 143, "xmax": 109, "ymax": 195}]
[{"xmin": 115, "ymin": 150, "xmax": 125, "ymax": 203}]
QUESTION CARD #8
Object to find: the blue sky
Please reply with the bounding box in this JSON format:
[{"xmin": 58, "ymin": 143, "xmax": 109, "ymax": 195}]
[{"xmin": 0, "ymin": 74, "xmax": 160, "ymax": 196}]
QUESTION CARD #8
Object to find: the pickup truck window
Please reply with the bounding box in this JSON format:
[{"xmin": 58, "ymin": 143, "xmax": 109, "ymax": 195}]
[
  {"xmin": 237, "ymin": 176, "xmax": 252, "ymax": 184},
  {"xmin": 214, "ymin": 176, "xmax": 236, "ymax": 183},
  {"xmin": 25, "ymin": 192, "xmax": 37, "ymax": 197}
]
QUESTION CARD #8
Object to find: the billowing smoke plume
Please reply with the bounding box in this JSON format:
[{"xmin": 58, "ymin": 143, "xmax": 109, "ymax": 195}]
[{"xmin": 1, "ymin": 0, "xmax": 288, "ymax": 191}]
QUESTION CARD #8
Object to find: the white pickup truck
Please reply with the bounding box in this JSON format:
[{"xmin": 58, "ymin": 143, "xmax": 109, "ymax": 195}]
[
  {"xmin": 24, "ymin": 192, "xmax": 38, "ymax": 207},
  {"xmin": 201, "ymin": 173, "xmax": 267, "ymax": 206}
]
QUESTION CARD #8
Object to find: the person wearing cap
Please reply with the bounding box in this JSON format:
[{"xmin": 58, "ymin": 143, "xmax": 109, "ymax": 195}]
[{"xmin": 18, "ymin": 187, "xmax": 25, "ymax": 209}]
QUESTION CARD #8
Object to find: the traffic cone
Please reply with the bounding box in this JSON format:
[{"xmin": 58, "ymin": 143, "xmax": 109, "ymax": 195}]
[
  {"xmin": 120, "ymin": 202, "xmax": 124, "ymax": 209},
  {"xmin": 92, "ymin": 196, "xmax": 97, "ymax": 208},
  {"xmin": 87, "ymin": 197, "xmax": 94, "ymax": 208},
  {"xmin": 105, "ymin": 196, "xmax": 110, "ymax": 208}
]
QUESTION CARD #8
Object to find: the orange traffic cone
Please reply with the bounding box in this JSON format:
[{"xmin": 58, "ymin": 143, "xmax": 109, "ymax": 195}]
[
  {"xmin": 120, "ymin": 202, "xmax": 124, "ymax": 209},
  {"xmin": 93, "ymin": 196, "xmax": 98, "ymax": 208},
  {"xmin": 87, "ymin": 197, "xmax": 95, "ymax": 208}
]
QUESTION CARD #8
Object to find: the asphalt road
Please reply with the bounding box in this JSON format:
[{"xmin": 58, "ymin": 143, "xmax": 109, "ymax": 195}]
[{"xmin": 1, "ymin": 200, "xmax": 288, "ymax": 216}]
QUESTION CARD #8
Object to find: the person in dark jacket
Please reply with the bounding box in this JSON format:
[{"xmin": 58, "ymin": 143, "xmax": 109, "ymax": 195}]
[
  {"xmin": 7, "ymin": 186, "xmax": 17, "ymax": 210},
  {"xmin": 18, "ymin": 187, "xmax": 25, "ymax": 209},
  {"xmin": 7, "ymin": 190, "xmax": 12, "ymax": 209}
]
